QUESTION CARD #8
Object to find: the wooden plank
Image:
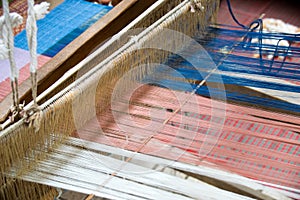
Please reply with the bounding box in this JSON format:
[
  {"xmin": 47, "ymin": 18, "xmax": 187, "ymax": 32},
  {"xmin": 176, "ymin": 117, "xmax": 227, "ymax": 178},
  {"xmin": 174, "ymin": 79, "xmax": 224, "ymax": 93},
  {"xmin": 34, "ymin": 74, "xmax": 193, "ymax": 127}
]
[{"xmin": 0, "ymin": 0, "xmax": 157, "ymax": 120}]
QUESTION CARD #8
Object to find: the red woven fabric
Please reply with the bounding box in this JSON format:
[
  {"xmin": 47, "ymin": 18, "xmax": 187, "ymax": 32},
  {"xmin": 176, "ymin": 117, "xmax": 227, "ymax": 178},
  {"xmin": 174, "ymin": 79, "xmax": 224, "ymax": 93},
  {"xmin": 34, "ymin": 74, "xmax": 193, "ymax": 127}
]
[{"xmin": 74, "ymin": 85, "xmax": 300, "ymax": 191}]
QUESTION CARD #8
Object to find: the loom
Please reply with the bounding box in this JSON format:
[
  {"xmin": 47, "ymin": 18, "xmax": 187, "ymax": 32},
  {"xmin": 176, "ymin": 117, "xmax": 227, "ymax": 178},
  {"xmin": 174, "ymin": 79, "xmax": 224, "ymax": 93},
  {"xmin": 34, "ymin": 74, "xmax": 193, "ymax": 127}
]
[{"xmin": 0, "ymin": 0, "xmax": 300, "ymax": 199}]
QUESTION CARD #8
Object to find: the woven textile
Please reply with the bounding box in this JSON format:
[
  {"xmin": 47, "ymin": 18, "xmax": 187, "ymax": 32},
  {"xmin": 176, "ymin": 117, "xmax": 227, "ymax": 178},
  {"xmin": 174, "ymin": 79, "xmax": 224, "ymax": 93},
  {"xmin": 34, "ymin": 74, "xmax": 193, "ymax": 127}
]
[
  {"xmin": 74, "ymin": 84, "xmax": 300, "ymax": 190},
  {"xmin": 14, "ymin": 0, "xmax": 112, "ymax": 57}
]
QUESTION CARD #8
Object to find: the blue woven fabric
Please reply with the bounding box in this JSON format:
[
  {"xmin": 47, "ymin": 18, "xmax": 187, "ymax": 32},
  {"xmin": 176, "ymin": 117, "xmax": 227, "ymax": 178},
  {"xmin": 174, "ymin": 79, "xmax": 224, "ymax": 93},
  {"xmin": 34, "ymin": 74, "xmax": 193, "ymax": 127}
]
[
  {"xmin": 15, "ymin": 0, "xmax": 112, "ymax": 57},
  {"xmin": 142, "ymin": 26, "xmax": 300, "ymax": 114}
]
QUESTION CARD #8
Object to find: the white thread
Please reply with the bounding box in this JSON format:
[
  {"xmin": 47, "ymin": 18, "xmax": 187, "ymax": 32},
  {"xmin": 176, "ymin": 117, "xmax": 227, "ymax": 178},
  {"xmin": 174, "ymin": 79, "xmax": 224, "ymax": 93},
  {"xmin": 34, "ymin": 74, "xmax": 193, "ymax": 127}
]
[
  {"xmin": 34, "ymin": 2, "xmax": 50, "ymax": 20},
  {"xmin": 1, "ymin": 1, "xmax": 20, "ymax": 79},
  {"xmin": 0, "ymin": 13, "xmax": 23, "ymax": 60},
  {"xmin": 0, "ymin": 40, "xmax": 9, "ymax": 59},
  {"xmin": 26, "ymin": 1, "xmax": 50, "ymax": 73},
  {"xmin": 24, "ymin": 1, "xmax": 50, "ymax": 130},
  {"xmin": 26, "ymin": 0, "xmax": 38, "ymax": 73},
  {"xmin": 55, "ymin": 188, "xmax": 63, "ymax": 200},
  {"xmin": 263, "ymin": 18, "xmax": 299, "ymax": 34},
  {"xmin": 190, "ymin": 0, "xmax": 204, "ymax": 13},
  {"xmin": 129, "ymin": 35, "xmax": 141, "ymax": 49},
  {"xmin": 0, "ymin": 12, "xmax": 23, "ymax": 31},
  {"xmin": 190, "ymin": 5, "xmax": 196, "ymax": 13}
]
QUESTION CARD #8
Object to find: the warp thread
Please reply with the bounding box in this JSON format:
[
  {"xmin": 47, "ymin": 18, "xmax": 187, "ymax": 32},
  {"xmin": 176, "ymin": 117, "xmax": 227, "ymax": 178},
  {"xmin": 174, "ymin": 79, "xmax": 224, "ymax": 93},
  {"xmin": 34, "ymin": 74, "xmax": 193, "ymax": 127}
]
[
  {"xmin": 25, "ymin": 0, "xmax": 50, "ymax": 131},
  {"xmin": 190, "ymin": 0, "xmax": 204, "ymax": 13}
]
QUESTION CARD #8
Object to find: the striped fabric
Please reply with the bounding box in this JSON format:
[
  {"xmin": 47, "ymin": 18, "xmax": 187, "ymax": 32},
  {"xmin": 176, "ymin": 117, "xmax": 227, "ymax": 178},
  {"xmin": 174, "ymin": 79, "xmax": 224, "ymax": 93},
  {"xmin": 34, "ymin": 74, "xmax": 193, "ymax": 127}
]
[
  {"xmin": 74, "ymin": 84, "xmax": 300, "ymax": 192},
  {"xmin": 14, "ymin": 0, "xmax": 112, "ymax": 57}
]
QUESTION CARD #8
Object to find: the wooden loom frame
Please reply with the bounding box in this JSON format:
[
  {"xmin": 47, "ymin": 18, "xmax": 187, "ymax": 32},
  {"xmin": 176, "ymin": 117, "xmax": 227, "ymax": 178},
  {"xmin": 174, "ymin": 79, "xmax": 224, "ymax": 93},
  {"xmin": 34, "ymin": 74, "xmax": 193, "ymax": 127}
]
[
  {"xmin": 2, "ymin": 0, "xmax": 298, "ymax": 122},
  {"xmin": 0, "ymin": 0, "xmax": 298, "ymax": 199},
  {"xmin": 0, "ymin": 0, "xmax": 158, "ymax": 120}
]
